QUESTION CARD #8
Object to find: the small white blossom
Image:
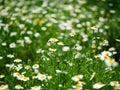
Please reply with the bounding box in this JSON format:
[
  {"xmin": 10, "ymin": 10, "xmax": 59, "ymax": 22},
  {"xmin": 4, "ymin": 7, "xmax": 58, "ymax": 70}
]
[
  {"xmin": 30, "ymin": 86, "xmax": 41, "ymax": 90},
  {"xmin": 15, "ymin": 84, "xmax": 24, "ymax": 89},
  {"xmin": 72, "ymin": 74, "xmax": 83, "ymax": 82},
  {"xmin": 34, "ymin": 32, "xmax": 40, "ymax": 38},
  {"xmin": 62, "ymin": 46, "xmax": 70, "ymax": 52},
  {"xmin": 93, "ymin": 82, "xmax": 105, "ymax": 89},
  {"xmin": 9, "ymin": 43, "xmax": 16, "ymax": 48}
]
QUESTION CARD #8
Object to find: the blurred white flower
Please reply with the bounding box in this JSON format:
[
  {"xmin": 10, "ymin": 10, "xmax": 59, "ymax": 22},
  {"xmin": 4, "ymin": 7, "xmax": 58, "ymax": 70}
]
[
  {"xmin": 14, "ymin": 58, "xmax": 22, "ymax": 63},
  {"xmin": 49, "ymin": 48, "xmax": 57, "ymax": 52},
  {"xmin": 0, "ymin": 56, "xmax": 3, "ymax": 60},
  {"xmin": 32, "ymin": 64, "xmax": 39, "ymax": 69},
  {"xmin": 27, "ymin": 31, "xmax": 33, "ymax": 35},
  {"xmin": 62, "ymin": 46, "xmax": 70, "ymax": 52},
  {"xmin": 99, "ymin": 51, "xmax": 112, "ymax": 61},
  {"xmin": 37, "ymin": 73, "xmax": 46, "ymax": 81},
  {"xmin": 0, "ymin": 75, "xmax": 5, "ymax": 78},
  {"xmin": 105, "ymin": 58, "xmax": 118, "ymax": 67},
  {"xmin": 72, "ymin": 74, "xmax": 83, "ymax": 82},
  {"xmin": 110, "ymin": 81, "xmax": 119, "ymax": 86},
  {"xmin": 10, "ymin": 32, "xmax": 17, "ymax": 37},
  {"xmin": 57, "ymin": 42, "xmax": 64, "ymax": 46},
  {"xmin": 70, "ymin": 31, "xmax": 76, "ymax": 37},
  {"xmin": 56, "ymin": 70, "xmax": 62, "ymax": 73},
  {"xmin": 115, "ymin": 84, "xmax": 120, "ymax": 90},
  {"xmin": 9, "ymin": 43, "xmax": 16, "ymax": 48},
  {"xmin": 75, "ymin": 52, "xmax": 81, "ymax": 59},
  {"xmin": 2, "ymin": 42, "xmax": 7, "ymax": 46},
  {"xmin": 7, "ymin": 54, "xmax": 14, "ymax": 58},
  {"xmin": 0, "ymin": 84, "xmax": 9, "ymax": 90},
  {"xmin": 48, "ymin": 38, "xmax": 58, "ymax": 43},
  {"xmin": 15, "ymin": 84, "xmax": 24, "ymax": 89},
  {"xmin": 34, "ymin": 32, "xmax": 40, "ymax": 38},
  {"xmin": 24, "ymin": 36, "xmax": 32, "ymax": 44},
  {"xmin": 93, "ymin": 82, "xmax": 105, "ymax": 89},
  {"xmin": 19, "ymin": 24, "xmax": 25, "ymax": 29},
  {"xmin": 72, "ymin": 81, "xmax": 86, "ymax": 90},
  {"xmin": 30, "ymin": 86, "xmax": 41, "ymax": 90},
  {"xmin": 41, "ymin": 27, "xmax": 47, "ymax": 31},
  {"xmin": 75, "ymin": 44, "xmax": 82, "ymax": 51}
]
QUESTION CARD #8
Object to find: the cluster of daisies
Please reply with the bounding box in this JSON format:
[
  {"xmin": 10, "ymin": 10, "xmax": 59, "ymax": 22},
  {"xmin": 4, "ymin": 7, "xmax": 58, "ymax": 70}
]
[
  {"xmin": 96, "ymin": 48, "xmax": 118, "ymax": 69},
  {"xmin": 71, "ymin": 74, "xmax": 120, "ymax": 90},
  {"xmin": 0, "ymin": 0, "xmax": 119, "ymax": 90}
]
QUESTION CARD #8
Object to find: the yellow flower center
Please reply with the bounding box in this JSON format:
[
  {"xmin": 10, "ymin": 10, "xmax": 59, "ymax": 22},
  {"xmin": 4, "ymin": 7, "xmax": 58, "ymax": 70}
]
[
  {"xmin": 98, "ymin": 82, "xmax": 103, "ymax": 85},
  {"xmin": 109, "ymin": 59, "xmax": 114, "ymax": 65},
  {"xmin": 113, "ymin": 81, "xmax": 117, "ymax": 85},
  {"xmin": 34, "ymin": 86, "xmax": 39, "ymax": 88}
]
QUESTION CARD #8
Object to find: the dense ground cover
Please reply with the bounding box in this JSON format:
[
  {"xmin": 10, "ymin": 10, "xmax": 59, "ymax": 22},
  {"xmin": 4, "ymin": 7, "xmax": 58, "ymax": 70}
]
[{"xmin": 0, "ymin": 0, "xmax": 120, "ymax": 90}]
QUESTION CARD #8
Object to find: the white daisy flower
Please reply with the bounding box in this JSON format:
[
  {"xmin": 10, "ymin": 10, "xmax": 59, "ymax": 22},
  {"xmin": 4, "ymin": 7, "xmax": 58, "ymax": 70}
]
[
  {"xmin": 72, "ymin": 74, "xmax": 83, "ymax": 82},
  {"xmin": 62, "ymin": 46, "xmax": 70, "ymax": 52},
  {"xmin": 93, "ymin": 82, "xmax": 105, "ymax": 89}
]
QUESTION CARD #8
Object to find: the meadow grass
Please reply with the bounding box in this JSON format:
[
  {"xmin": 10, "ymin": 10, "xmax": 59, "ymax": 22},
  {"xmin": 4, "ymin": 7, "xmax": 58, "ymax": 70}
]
[{"xmin": 0, "ymin": 0, "xmax": 120, "ymax": 90}]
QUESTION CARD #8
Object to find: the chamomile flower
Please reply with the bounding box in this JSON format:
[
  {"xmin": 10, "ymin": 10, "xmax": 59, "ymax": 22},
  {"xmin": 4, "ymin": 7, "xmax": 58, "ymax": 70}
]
[
  {"xmin": 70, "ymin": 31, "xmax": 76, "ymax": 37},
  {"xmin": 9, "ymin": 42, "xmax": 16, "ymax": 48},
  {"xmin": 10, "ymin": 32, "xmax": 17, "ymax": 37},
  {"xmin": 110, "ymin": 81, "xmax": 119, "ymax": 86},
  {"xmin": 47, "ymin": 76, "xmax": 52, "ymax": 80},
  {"xmin": 0, "ymin": 56, "xmax": 3, "ymax": 60},
  {"xmin": 27, "ymin": 31, "xmax": 33, "ymax": 35},
  {"xmin": 62, "ymin": 46, "xmax": 70, "ymax": 52},
  {"xmin": 17, "ymin": 75, "xmax": 29, "ymax": 81},
  {"xmin": 91, "ymin": 26, "xmax": 98, "ymax": 32},
  {"xmin": 14, "ymin": 58, "xmax": 22, "ymax": 63},
  {"xmin": 41, "ymin": 27, "xmax": 47, "ymax": 31},
  {"xmin": 24, "ymin": 36, "xmax": 32, "ymax": 44},
  {"xmin": 75, "ymin": 52, "xmax": 81, "ymax": 59},
  {"xmin": 36, "ymin": 49, "xmax": 44, "ymax": 54},
  {"xmin": 32, "ymin": 76, "xmax": 37, "ymax": 80},
  {"xmin": 93, "ymin": 82, "xmax": 105, "ymax": 89},
  {"xmin": 115, "ymin": 84, "xmax": 120, "ymax": 90},
  {"xmin": 75, "ymin": 44, "xmax": 82, "ymax": 51},
  {"xmin": 2, "ymin": 42, "xmax": 7, "ymax": 46},
  {"xmin": 48, "ymin": 38, "xmax": 58, "ymax": 43},
  {"xmin": 56, "ymin": 70, "xmax": 62, "ymax": 73},
  {"xmin": 105, "ymin": 58, "xmax": 118, "ymax": 67},
  {"xmin": 37, "ymin": 73, "xmax": 47, "ymax": 81},
  {"xmin": 72, "ymin": 74, "xmax": 83, "ymax": 82},
  {"xmin": 15, "ymin": 84, "xmax": 24, "ymax": 89},
  {"xmin": 58, "ymin": 84, "xmax": 62, "ymax": 87},
  {"xmin": 15, "ymin": 64, "xmax": 23, "ymax": 71},
  {"xmin": 13, "ymin": 72, "xmax": 29, "ymax": 81},
  {"xmin": 57, "ymin": 42, "xmax": 64, "ymax": 46},
  {"xmin": 34, "ymin": 32, "xmax": 40, "ymax": 38},
  {"xmin": 25, "ymin": 65, "xmax": 31, "ymax": 70},
  {"xmin": 49, "ymin": 48, "xmax": 57, "ymax": 52},
  {"xmin": 109, "ymin": 47, "xmax": 115, "ymax": 51},
  {"xmin": 100, "ymin": 51, "xmax": 112, "ymax": 60},
  {"xmin": 30, "ymin": 85, "xmax": 41, "ymax": 90},
  {"xmin": 102, "ymin": 40, "xmax": 109, "ymax": 46},
  {"xmin": 19, "ymin": 23, "xmax": 24, "ymax": 28},
  {"xmin": 0, "ymin": 75, "xmax": 5, "ymax": 78},
  {"xmin": 13, "ymin": 72, "xmax": 21, "ymax": 77},
  {"xmin": 32, "ymin": 64, "xmax": 39, "ymax": 69},
  {"xmin": 0, "ymin": 84, "xmax": 9, "ymax": 90},
  {"xmin": 72, "ymin": 81, "xmax": 86, "ymax": 90},
  {"xmin": 7, "ymin": 54, "xmax": 14, "ymax": 58}
]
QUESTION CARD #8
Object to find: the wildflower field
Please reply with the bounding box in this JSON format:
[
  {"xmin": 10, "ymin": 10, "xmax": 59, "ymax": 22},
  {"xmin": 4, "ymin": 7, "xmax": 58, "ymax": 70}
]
[{"xmin": 0, "ymin": 0, "xmax": 120, "ymax": 90}]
